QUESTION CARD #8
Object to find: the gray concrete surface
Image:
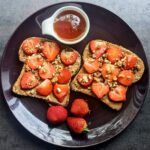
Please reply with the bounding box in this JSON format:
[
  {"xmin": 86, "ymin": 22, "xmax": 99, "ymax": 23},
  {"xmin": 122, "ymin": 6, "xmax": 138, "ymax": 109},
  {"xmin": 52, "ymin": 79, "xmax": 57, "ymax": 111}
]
[{"xmin": 0, "ymin": 0, "xmax": 150, "ymax": 150}]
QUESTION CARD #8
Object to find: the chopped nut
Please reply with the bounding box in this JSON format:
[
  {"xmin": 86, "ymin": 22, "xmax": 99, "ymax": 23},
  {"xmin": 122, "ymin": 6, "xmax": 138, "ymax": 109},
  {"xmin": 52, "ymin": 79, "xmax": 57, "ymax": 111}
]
[
  {"xmin": 118, "ymin": 74, "xmax": 125, "ymax": 78},
  {"xmin": 98, "ymin": 57, "xmax": 103, "ymax": 62},
  {"xmin": 57, "ymin": 88, "xmax": 61, "ymax": 93},
  {"xmin": 30, "ymin": 89, "xmax": 35, "ymax": 95},
  {"xmin": 116, "ymin": 60, "xmax": 123, "ymax": 67},
  {"xmin": 38, "ymin": 66, "xmax": 42, "ymax": 69},
  {"xmin": 105, "ymin": 74, "xmax": 109, "ymax": 78},
  {"xmin": 88, "ymin": 58, "xmax": 95, "ymax": 62},
  {"xmin": 127, "ymin": 75, "xmax": 131, "ymax": 79},
  {"xmin": 25, "ymin": 65, "xmax": 31, "ymax": 71},
  {"xmin": 102, "ymin": 53, "xmax": 106, "ymax": 58},
  {"xmin": 51, "ymin": 77, "xmax": 58, "ymax": 83},
  {"xmin": 136, "ymin": 64, "xmax": 140, "ymax": 69},
  {"xmin": 93, "ymin": 72, "xmax": 101, "ymax": 77},
  {"xmin": 92, "ymin": 54, "xmax": 96, "ymax": 58},
  {"xmin": 93, "ymin": 77, "xmax": 100, "ymax": 82},
  {"xmin": 104, "ymin": 59, "xmax": 110, "ymax": 63},
  {"xmin": 87, "ymin": 86, "xmax": 91, "ymax": 90},
  {"xmin": 41, "ymin": 67, "xmax": 47, "ymax": 73},
  {"xmin": 82, "ymin": 75, "xmax": 88, "ymax": 83},
  {"xmin": 88, "ymin": 75, "xmax": 92, "ymax": 80},
  {"xmin": 74, "ymin": 82, "xmax": 79, "ymax": 87},
  {"xmin": 113, "ymin": 76, "xmax": 117, "ymax": 81}
]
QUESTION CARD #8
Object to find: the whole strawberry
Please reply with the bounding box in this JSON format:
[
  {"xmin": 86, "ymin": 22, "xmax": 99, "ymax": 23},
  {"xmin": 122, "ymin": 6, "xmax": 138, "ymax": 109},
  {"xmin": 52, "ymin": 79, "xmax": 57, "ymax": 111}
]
[
  {"xmin": 67, "ymin": 117, "xmax": 89, "ymax": 134},
  {"xmin": 71, "ymin": 99, "xmax": 90, "ymax": 117},
  {"xmin": 47, "ymin": 106, "xmax": 68, "ymax": 125}
]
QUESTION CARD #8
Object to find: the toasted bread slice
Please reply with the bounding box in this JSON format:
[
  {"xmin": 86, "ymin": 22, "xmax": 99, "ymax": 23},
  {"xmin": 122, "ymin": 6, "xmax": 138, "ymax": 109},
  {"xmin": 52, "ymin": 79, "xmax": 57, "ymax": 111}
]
[
  {"xmin": 71, "ymin": 39, "xmax": 144, "ymax": 110},
  {"xmin": 13, "ymin": 37, "xmax": 81, "ymax": 106}
]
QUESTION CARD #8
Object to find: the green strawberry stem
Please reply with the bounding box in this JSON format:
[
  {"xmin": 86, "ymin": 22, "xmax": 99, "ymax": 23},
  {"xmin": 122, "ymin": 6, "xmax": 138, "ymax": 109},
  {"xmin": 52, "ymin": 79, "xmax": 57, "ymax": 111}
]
[{"xmin": 83, "ymin": 127, "xmax": 90, "ymax": 132}]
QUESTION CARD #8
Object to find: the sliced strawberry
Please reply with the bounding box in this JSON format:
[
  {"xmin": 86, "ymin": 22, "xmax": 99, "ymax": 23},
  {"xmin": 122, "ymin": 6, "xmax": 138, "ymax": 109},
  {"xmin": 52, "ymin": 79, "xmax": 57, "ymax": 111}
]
[
  {"xmin": 67, "ymin": 117, "xmax": 89, "ymax": 134},
  {"xmin": 39, "ymin": 62, "xmax": 55, "ymax": 80},
  {"xmin": 90, "ymin": 40, "xmax": 107, "ymax": 58},
  {"xmin": 106, "ymin": 46, "xmax": 122, "ymax": 63},
  {"xmin": 53, "ymin": 84, "xmax": 69, "ymax": 102},
  {"xmin": 118, "ymin": 70, "xmax": 134, "ymax": 86},
  {"xmin": 125, "ymin": 55, "xmax": 138, "ymax": 69},
  {"xmin": 60, "ymin": 50, "xmax": 78, "ymax": 65},
  {"xmin": 83, "ymin": 59, "xmax": 100, "ymax": 73},
  {"xmin": 36, "ymin": 79, "xmax": 53, "ymax": 96},
  {"xmin": 26, "ymin": 55, "xmax": 43, "ymax": 70},
  {"xmin": 77, "ymin": 73, "xmax": 93, "ymax": 87},
  {"xmin": 42, "ymin": 42, "xmax": 60, "ymax": 62},
  {"xmin": 109, "ymin": 85, "xmax": 127, "ymax": 102},
  {"xmin": 92, "ymin": 82, "xmax": 109, "ymax": 99},
  {"xmin": 101, "ymin": 64, "xmax": 120, "ymax": 82},
  {"xmin": 20, "ymin": 72, "xmax": 39, "ymax": 90},
  {"xmin": 58, "ymin": 68, "xmax": 71, "ymax": 84},
  {"xmin": 71, "ymin": 99, "xmax": 90, "ymax": 117},
  {"xmin": 22, "ymin": 37, "xmax": 40, "ymax": 55}
]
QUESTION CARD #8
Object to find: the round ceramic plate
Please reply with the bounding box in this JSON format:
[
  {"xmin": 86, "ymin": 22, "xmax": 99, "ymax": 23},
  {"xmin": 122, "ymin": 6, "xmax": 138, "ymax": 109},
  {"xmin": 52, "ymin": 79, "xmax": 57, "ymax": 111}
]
[{"xmin": 0, "ymin": 2, "xmax": 149, "ymax": 148}]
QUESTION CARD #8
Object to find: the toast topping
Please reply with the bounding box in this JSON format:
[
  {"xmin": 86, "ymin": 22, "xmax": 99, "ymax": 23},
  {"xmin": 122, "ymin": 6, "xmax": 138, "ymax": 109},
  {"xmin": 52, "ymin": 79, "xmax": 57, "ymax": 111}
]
[
  {"xmin": 83, "ymin": 59, "xmax": 100, "ymax": 73},
  {"xmin": 22, "ymin": 37, "xmax": 41, "ymax": 55},
  {"xmin": 109, "ymin": 85, "xmax": 127, "ymax": 102},
  {"xmin": 26, "ymin": 54, "xmax": 44, "ymax": 70},
  {"xmin": 13, "ymin": 37, "xmax": 81, "ymax": 105},
  {"xmin": 71, "ymin": 40, "xmax": 144, "ymax": 110},
  {"xmin": 77, "ymin": 73, "xmax": 93, "ymax": 87},
  {"xmin": 60, "ymin": 49, "xmax": 78, "ymax": 65},
  {"xmin": 42, "ymin": 41, "xmax": 60, "ymax": 62},
  {"xmin": 39, "ymin": 62, "xmax": 55, "ymax": 80},
  {"xmin": 53, "ymin": 83, "xmax": 69, "ymax": 102},
  {"xmin": 20, "ymin": 72, "xmax": 39, "ymax": 90},
  {"xmin": 90, "ymin": 40, "xmax": 107, "ymax": 58}
]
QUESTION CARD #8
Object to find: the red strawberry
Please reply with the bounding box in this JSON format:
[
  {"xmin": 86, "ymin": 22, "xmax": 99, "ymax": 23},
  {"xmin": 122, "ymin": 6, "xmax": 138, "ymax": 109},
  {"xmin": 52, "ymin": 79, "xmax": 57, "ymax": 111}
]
[
  {"xmin": 53, "ymin": 84, "xmax": 69, "ymax": 102},
  {"xmin": 118, "ymin": 70, "xmax": 134, "ymax": 86},
  {"xmin": 77, "ymin": 73, "xmax": 93, "ymax": 87},
  {"xmin": 90, "ymin": 40, "xmax": 107, "ymax": 58},
  {"xmin": 26, "ymin": 55, "xmax": 43, "ymax": 70},
  {"xmin": 39, "ymin": 62, "xmax": 55, "ymax": 80},
  {"xmin": 47, "ymin": 106, "xmax": 68, "ymax": 125},
  {"xmin": 101, "ymin": 63, "xmax": 120, "ymax": 82},
  {"xmin": 106, "ymin": 46, "xmax": 122, "ymax": 63},
  {"xmin": 22, "ymin": 37, "xmax": 40, "ymax": 55},
  {"xmin": 71, "ymin": 99, "xmax": 90, "ymax": 117},
  {"xmin": 58, "ymin": 68, "xmax": 71, "ymax": 84},
  {"xmin": 92, "ymin": 82, "xmax": 109, "ymax": 99},
  {"xmin": 20, "ymin": 72, "xmax": 39, "ymax": 90},
  {"xmin": 125, "ymin": 54, "xmax": 137, "ymax": 69},
  {"xmin": 109, "ymin": 85, "xmax": 127, "ymax": 102},
  {"xmin": 67, "ymin": 117, "xmax": 89, "ymax": 134},
  {"xmin": 60, "ymin": 50, "xmax": 78, "ymax": 66},
  {"xmin": 36, "ymin": 79, "xmax": 53, "ymax": 96},
  {"xmin": 42, "ymin": 42, "xmax": 60, "ymax": 62},
  {"xmin": 83, "ymin": 59, "xmax": 100, "ymax": 74}
]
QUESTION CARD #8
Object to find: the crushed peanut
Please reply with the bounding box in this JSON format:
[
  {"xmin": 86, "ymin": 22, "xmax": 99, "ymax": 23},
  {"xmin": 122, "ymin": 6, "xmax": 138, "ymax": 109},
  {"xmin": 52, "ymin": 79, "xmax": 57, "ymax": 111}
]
[{"xmin": 57, "ymin": 88, "xmax": 61, "ymax": 93}]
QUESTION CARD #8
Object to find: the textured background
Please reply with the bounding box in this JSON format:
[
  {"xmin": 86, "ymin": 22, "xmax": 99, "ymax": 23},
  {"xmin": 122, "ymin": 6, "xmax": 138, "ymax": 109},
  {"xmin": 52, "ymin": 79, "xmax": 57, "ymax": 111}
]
[{"xmin": 0, "ymin": 0, "xmax": 150, "ymax": 150}]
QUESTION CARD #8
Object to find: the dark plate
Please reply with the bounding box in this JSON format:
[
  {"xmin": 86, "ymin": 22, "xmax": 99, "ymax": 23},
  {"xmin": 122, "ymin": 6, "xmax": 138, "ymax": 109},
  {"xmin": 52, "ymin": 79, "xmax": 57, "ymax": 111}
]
[{"xmin": 0, "ymin": 2, "xmax": 149, "ymax": 148}]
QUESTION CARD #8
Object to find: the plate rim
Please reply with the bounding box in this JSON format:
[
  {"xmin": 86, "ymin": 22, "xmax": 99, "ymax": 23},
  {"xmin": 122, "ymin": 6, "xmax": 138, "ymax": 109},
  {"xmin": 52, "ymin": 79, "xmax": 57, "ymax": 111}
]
[{"xmin": 0, "ymin": 1, "xmax": 149, "ymax": 148}]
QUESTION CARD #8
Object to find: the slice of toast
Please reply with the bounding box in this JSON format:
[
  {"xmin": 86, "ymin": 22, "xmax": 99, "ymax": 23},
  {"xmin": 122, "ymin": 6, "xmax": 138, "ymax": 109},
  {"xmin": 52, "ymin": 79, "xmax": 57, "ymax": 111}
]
[
  {"xmin": 71, "ymin": 39, "xmax": 144, "ymax": 110},
  {"xmin": 13, "ymin": 37, "xmax": 81, "ymax": 106}
]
